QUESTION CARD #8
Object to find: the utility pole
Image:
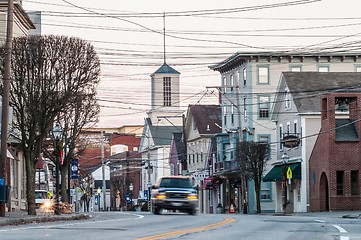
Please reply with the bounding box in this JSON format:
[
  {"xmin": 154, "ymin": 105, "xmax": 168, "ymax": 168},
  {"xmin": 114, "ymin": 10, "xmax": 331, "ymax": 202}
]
[
  {"xmin": 0, "ymin": 0, "xmax": 14, "ymax": 217},
  {"xmin": 101, "ymin": 131, "xmax": 106, "ymax": 211},
  {"xmin": 147, "ymin": 136, "xmax": 151, "ymax": 211}
]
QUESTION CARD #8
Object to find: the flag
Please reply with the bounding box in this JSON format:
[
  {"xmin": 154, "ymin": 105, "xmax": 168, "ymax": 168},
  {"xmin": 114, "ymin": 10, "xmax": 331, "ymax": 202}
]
[{"xmin": 59, "ymin": 149, "xmax": 63, "ymax": 165}]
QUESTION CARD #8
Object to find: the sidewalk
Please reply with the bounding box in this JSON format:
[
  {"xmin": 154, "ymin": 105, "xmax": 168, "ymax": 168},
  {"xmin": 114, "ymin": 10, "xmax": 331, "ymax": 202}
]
[
  {"xmin": 292, "ymin": 210, "xmax": 361, "ymax": 219},
  {"xmin": 0, "ymin": 210, "xmax": 90, "ymax": 227},
  {"xmin": 267, "ymin": 210, "xmax": 361, "ymax": 219}
]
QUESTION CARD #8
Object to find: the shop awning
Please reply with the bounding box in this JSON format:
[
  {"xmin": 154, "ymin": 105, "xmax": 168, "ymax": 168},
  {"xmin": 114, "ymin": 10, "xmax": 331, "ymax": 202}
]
[{"xmin": 263, "ymin": 162, "xmax": 301, "ymax": 182}]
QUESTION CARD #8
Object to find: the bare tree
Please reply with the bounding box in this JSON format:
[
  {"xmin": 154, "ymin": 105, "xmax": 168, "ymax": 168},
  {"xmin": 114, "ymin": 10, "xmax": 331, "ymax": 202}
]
[
  {"xmin": 0, "ymin": 35, "xmax": 100, "ymax": 215},
  {"xmin": 59, "ymin": 91, "xmax": 100, "ymax": 203},
  {"xmin": 237, "ymin": 141, "xmax": 270, "ymax": 213}
]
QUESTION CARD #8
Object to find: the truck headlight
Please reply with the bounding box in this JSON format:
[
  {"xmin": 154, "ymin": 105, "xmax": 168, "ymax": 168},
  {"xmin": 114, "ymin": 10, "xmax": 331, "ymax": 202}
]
[
  {"xmin": 187, "ymin": 194, "xmax": 198, "ymax": 200},
  {"xmin": 155, "ymin": 193, "xmax": 166, "ymax": 199},
  {"xmin": 44, "ymin": 201, "xmax": 52, "ymax": 209}
]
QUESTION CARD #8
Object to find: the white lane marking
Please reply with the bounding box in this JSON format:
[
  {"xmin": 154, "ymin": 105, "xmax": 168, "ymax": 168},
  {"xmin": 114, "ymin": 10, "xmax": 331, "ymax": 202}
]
[
  {"xmin": 333, "ymin": 225, "xmax": 347, "ymax": 233},
  {"xmin": 0, "ymin": 212, "xmax": 144, "ymax": 232},
  {"xmin": 340, "ymin": 236, "xmax": 349, "ymax": 240},
  {"xmin": 315, "ymin": 220, "xmax": 325, "ymax": 223}
]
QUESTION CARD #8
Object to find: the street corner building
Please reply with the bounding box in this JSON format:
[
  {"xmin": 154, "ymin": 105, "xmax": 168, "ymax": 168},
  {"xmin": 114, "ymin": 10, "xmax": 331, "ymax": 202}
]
[{"xmin": 309, "ymin": 91, "xmax": 361, "ymax": 211}]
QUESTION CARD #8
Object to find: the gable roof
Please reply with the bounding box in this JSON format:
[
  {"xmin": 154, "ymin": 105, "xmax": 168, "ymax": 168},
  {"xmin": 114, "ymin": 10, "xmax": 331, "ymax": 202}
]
[
  {"xmin": 152, "ymin": 63, "xmax": 180, "ymax": 75},
  {"xmin": 171, "ymin": 132, "xmax": 185, "ymax": 161},
  {"xmin": 188, "ymin": 105, "xmax": 222, "ymax": 135},
  {"xmin": 145, "ymin": 118, "xmax": 182, "ymax": 146},
  {"xmin": 278, "ymin": 72, "xmax": 361, "ymax": 114}
]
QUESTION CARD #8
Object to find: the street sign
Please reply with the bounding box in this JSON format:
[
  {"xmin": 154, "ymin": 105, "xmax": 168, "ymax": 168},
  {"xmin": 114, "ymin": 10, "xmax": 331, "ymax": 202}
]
[
  {"xmin": 126, "ymin": 193, "xmax": 131, "ymax": 205},
  {"xmin": 71, "ymin": 159, "xmax": 79, "ymax": 180},
  {"xmin": 287, "ymin": 167, "xmax": 293, "ymax": 179},
  {"xmin": 144, "ymin": 190, "xmax": 148, "ymax": 201},
  {"xmin": 94, "ymin": 194, "xmax": 99, "ymax": 205},
  {"xmin": 194, "ymin": 171, "xmax": 209, "ymax": 181},
  {"xmin": 282, "ymin": 135, "xmax": 301, "ymax": 148}
]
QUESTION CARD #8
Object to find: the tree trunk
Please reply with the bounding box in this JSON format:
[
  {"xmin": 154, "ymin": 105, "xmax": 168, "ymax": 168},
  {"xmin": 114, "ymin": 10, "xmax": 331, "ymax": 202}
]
[
  {"xmin": 26, "ymin": 159, "xmax": 36, "ymax": 215},
  {"xmin": 254, "ymin": 179, "xmax": 261, "ymax": 213},
  {"xmin": 61, "ymin": 166, "xmax": 69, "ymax": 203}
]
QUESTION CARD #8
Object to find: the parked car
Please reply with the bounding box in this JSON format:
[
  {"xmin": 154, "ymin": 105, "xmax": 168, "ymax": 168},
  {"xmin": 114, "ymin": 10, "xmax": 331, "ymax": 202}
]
[
  {"xmin": 151, "ymin": 176, "xmax": 198, "ymax": 215},
  {"xmin": 35, "ymin": 190, "xmax": 52, "ymax": 210}
]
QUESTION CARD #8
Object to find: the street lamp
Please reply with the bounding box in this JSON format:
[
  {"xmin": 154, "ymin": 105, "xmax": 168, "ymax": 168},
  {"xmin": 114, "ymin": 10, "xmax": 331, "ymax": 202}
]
[
  {"xmin": 129, "ymin": 183, "xmax": 134, "ymax": 211},
  {"xmin": 97, "ymin": 187, "xmax": 101, "ymax": 211},
  {"xmin": 281, "ymin": 153, "xmax": 290, "ymax": 213},
  {"xmin": 52, "ymin": 122, "xmax": 63, "ymax": 215}
]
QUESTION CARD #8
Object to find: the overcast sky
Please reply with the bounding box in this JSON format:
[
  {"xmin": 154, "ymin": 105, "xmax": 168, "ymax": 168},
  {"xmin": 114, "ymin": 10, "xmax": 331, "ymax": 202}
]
[{"xmin": 22, "ymin": 0, "xmax": 361, "ymax": 127}]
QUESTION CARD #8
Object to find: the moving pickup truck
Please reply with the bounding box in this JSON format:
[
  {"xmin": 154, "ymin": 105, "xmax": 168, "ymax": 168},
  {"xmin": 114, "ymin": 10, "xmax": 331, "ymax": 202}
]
[
  {"xmin": 35, "ymin": 190, "xmax": 52, "ymax": 210},
  {"xmin": 151, "ymin": 176, "xmax": 198, "ymax": 215}
]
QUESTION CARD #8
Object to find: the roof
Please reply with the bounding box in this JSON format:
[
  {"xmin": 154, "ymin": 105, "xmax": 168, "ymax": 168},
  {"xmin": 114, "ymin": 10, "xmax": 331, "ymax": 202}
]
[
  {"xmin": 153, "ymin": 63, "xmax": 180, "ymax": 75},
  {"xmin": 188, "ymin": 105, "xmax": 222, "ymax": 134},
  {"xmin": 209, "ymin": 51, "xmax": 361, "ymax": 72},
  {"xmin": 146, "ymin": 118, "xmax": 182, "ymax": 146},
  {"xmin": 172, "ymin": 132, "xmax": 185, "ymax": 161},
  {"xmin": 282, "ymin": 72, "xmax": 361, "ymax": 113},
  {"xmin": 335, "ymin": 119, "xmax": 358, "ymax": 141}
]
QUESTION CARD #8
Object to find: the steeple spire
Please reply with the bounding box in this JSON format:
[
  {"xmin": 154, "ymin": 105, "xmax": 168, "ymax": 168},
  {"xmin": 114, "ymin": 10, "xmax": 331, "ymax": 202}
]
[{"xmin": 163, "ymin": 12, "xmax": 166, "ymax": 64}]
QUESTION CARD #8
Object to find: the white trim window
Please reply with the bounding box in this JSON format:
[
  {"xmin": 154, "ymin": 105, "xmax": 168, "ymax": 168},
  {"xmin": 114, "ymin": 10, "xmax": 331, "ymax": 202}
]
[
  {"xmin": 290, "ymin": 66, "xmax": 302, "ymax": 72},
  {"xmin": 223, "ymin": 105, "xmax": 227, "ymax": 126},
  {"xmin": 287, "ymin": 122, "xmax": 290, "ymax": 134},
  {"xmin": 223, "ymin": 76, "xmax": 227, "ymax": 93},
  {"xmin": 231, "ymin": 104, "xmax": 235, "ymax": 125},
  {"xmin": 285, "ymin": 87, "xmax": 291, "ymax": 110},
  {"xmin": 243, "ymin": 67, "xmax": 247, "ymax": 86},
  {"xmin": 258, "ymin": 66, "xmax": 269, "ymax": 84},
  {"xmin": 279, "ymin": 124, "xmax": 283, "ymax": 151},
  {"xmin": 318, "ymin": 66, "xmax": 329, "ymax": 72},
  {"xmin": 230, "ymin": 74, "xmax": 234, "ymax": 92},
  {"xmin": 163, "ymin": 77, "xmax": 171, "ymax": 106},
  {"xmin": 243, "ymin": 97, "xmax": 247, "ymax": 122},
  {"xmin": 259, "ymin": 96, "xmax": 270, "ymax": 119}
]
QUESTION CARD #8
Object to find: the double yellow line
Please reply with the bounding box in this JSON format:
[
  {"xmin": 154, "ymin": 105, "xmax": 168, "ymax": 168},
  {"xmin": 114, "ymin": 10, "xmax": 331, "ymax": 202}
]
[{"xmin": 136, "ymin": 217, "xmax": 234, "ymax": 240}]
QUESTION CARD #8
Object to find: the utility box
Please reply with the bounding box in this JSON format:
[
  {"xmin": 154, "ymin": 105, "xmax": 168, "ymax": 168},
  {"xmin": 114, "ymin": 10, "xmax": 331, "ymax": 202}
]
[{"xmin": 0, "ymin": 185, "xmax": 7, "ymax": 202}]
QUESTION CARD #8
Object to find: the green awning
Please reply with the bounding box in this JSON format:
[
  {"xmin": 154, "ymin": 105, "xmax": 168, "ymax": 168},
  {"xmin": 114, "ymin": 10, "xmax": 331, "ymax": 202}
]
[{"xmin": 263, "ymin": 162, "xmax": 301, "ymax": 182}]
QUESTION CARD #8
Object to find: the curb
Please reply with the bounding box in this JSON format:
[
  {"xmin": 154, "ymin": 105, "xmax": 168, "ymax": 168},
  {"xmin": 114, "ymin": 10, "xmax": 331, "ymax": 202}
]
[{"xmin": 0, "ymin": 213, "xmax": 91, "ymax": 227}]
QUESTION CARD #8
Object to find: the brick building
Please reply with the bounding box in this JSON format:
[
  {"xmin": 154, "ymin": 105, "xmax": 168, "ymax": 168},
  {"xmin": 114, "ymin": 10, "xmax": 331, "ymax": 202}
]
[{"xmin": 309, "ymin": 92, "xmax": 361, "ymax": 211}]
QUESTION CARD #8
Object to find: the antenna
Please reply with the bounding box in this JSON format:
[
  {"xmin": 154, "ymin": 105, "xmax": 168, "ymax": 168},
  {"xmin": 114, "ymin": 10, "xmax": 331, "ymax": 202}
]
[{"xmin": 163, "ymin": 12, "xmax": 166, "ymax": 64}]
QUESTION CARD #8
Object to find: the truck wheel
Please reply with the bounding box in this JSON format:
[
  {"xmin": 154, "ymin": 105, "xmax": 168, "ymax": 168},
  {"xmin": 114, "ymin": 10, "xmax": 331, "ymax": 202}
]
[
  {"xmin": 188, "ymin": 208, "xmax": 196, "ymax": 215},
  {"xmin": 154, "ymin": 207, "xmax": 161, "ymax": 215}
]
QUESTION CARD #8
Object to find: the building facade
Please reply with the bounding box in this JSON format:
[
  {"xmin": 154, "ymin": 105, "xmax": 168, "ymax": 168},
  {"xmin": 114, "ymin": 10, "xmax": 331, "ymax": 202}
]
[
  {"xmin": 210, "ymin": 52, "xmax": 361, "ymax": 213},
  {"xmin": 184, "ymin": 104, "xmax": 221, "ymax": 213},
  {"xmin": 309, "ymin": 91, "xmax": 361, "ymax": 211}
]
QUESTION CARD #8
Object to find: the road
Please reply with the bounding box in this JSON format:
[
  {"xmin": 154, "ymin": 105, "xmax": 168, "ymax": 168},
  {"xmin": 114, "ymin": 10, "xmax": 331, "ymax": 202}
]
[{"xmin": 0, "ymin": 211, "xmax": 360, "ymax": 240}]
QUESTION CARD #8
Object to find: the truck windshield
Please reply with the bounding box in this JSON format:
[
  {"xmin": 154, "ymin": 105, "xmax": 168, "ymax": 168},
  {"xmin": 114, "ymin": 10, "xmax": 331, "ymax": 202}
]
[
  {"xmin": 35, "ymin": 192, "xmax": 48, "ymax": 199},
  {"xmin": 159, "ymin": 178, "xmax": 192, "ymax": 188}
]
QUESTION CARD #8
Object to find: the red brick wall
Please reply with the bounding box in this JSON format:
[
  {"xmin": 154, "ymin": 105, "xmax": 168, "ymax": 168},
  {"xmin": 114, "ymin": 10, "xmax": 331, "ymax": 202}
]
[
  {"xmin": 310, "ymin": 93, "xmax": 361, "ymax": 211},
  {"xmin": 110, "ymin": 134, "xmax": 141, "ymax": 151}
]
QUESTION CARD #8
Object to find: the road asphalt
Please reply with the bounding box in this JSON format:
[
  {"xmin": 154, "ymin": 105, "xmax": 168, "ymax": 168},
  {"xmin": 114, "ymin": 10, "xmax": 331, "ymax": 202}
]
[{"xmin": 0, "ymin": 210, "xmax": 360, "ymax": 227}]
